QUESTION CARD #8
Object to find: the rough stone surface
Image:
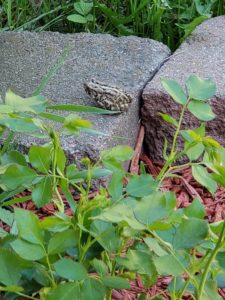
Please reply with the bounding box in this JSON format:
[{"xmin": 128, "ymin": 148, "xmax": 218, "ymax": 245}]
[
  {"xmin": 142, "ymin": 16, "xmax": 225, "ymax": 161},
  {"xmin": 0, "ymin": 31, "xmax": 170, "ymax": 165}
]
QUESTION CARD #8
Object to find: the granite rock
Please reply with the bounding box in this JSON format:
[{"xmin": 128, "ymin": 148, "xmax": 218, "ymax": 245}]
[{"xmin": 0, "ymin": 31, "xmax": 170, "ymax": 165}]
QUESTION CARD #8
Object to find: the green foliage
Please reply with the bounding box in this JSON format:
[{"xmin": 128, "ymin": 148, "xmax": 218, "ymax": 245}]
[
  {"xmin": 67, "ymin": 1, "xmax": 94, "ymax": 31},
  {"xmin": 1, "ymin": 74, "xmax": 225, "ymax": 300},
  {"xmin": 1, "ymin": 1, "xmax": 225, "ymax": 50}
]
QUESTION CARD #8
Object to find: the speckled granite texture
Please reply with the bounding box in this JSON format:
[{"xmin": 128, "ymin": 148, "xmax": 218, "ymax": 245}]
[
  {"xmin": 142, "ymin": 16, "xmax": 225, "ymax": 161},
  {"xmin": 0, "ymin": 31, "xmax": 170, "ymax": 164}
]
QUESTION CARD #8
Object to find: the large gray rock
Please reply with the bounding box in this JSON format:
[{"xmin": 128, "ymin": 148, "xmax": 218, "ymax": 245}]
[
  {"xmin": 142, "ymin": 16, "xmax": 225, "ymax": 161},
  {"xmin": 0, "ymin": 31, "xmax": 170, "ymax": 164}
]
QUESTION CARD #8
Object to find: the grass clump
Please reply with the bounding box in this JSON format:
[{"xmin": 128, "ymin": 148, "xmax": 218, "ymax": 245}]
[{"xmin": 0, "ymin": 0, "xmax": 225, "ymax": 49}]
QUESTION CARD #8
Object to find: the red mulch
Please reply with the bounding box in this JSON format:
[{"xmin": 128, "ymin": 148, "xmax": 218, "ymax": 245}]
[{"xmin": 1, "ymin": 125, "xmax": 225, "ymax": 299}]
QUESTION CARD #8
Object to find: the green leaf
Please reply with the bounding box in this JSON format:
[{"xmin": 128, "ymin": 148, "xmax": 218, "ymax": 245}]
[
  {"xmin": 173, "ymin": 217, "xmax": 208, "ymax": 249},
  {"xmin": 32, "ymin": 176, "xmax": 52, "ymax": 208},
  {"xmin": 0, "ymin": 207, "xmax": 14, "ymax": 226},
  {"xmin": 108, "ymin": 173, "xmax": 123, "ymax": 201},
  {"xmin": 64, "ymin": 114, "xmax": 92, "ymax": 134},
  {"xmin": 0, "ymin": 195, "xmax": 31, "ymax": 207},
  {"xmin": 192, "ymin": 165, "xmax": 217, "ymax": 194},
  {"xmin": 188, "ymin": 100, "xmax": 215, "ymax": 121},
  {"xmin": 116, "ymin": 250, "xmax": 157, "ymax": 276},
  {"xmin": 216, "ymin": 252, "xmax": 225, "ymax": 269},
  {"xmin": 40, "ymin": 112, "xmax": 65, "ymax": 123},
  {"xmin": 216, "ymin": 271, "xmax": 225, "ymax": 288},
  {"xmin": 94, "ymin": 201, "xmax": 145, "ymax": 231},
  {"xmin": 184, "ymin": 198, "xmax": 205, "ymax": 219},
  {"xmin": 144, "ymin": 238, "xmax": 168, "ymax": 256},
  {"xmin": 181, "ymin": 126, "xmax": 206, "ymax": 160},
  {"xmin": 67, "ymin": 13, "xmax": 87, "ymax": 23},
  {"xmin": 60, "ymin": 179, "xmax": 77, "ymax": 212},
  {"xmin": 186, "ymin": 141, "xmax": 204, "ymax": 159},
  {"xmin": 90, "ymin": 220, "xmax": 121, "ymax": 253},
  {"xmin": 201, "ymin": 279, "xmax": 222, "ymax": 300},
  {"xmin": 4, "ymin": 89, "xmax": 47, "ymax": 113},
  {"xmin": 101, "ymin": 276, "xmax": 130, "ymax": 289},
  {"xmin": 0, "ymin": 227, "xmax": 8, "ymax": 238},
  {"xmin": 14, "ymin": 208, "xmax": 43, "ymax": 244},
  {"xmin": 126, "ymin": 174, "xmax": 157, "ymax": 197},
  {"xmin": 186, "ymin": 74, "xmax": 216, "ymax": 100},
  {"xmin": 67, "ymin": 167, "xmax": 112, "ymax": 182},
  {"xmin": 28, "ymin": 145, "xmax": 52, "ymax": 173},
  {"xmin": 133, "ymin": 192, "xmax": 175, "ymax": 225},
  {"xmin": 56, "ymin": 146, "xmax": 66, "ymax": 175},
  {"xmin": 101, "ymin": 145, "xmax": 133, "ymax": 162},
  {"xmin": 46, "ymin": 282, "xmax": 80, "ymax": 300},
  {"xmin": 159, "ymin": 113, "xmax": 179, "ymax": 127},
  {"xmin": 161, "ymin": 78, "xmax": 187, "ymax": 105},
  {"xmin": 40, "ymin": 215, "xmax": 71, "ymax": 232},
  {"xmin": 91, "ymin": 259, "xmax": 108, "ymax": 276},
  {"xmin": 10, "ymin": 238, "xmax": 46, "ymax": 260},
  {"xmin": 153, "ymin": 254, "xmax": 185, "ymax": 276},
  {"xmin": 54, "ymin": 258, "xmax": 87, "ymax": 280},
  {"xmin": 0, "ymin": 248, "xmax": 25, "ymax": 285},
  {"xmin": 48, "ymin": 229, "xmax": 79, "ymax": 255},
  {"xmin": 47, "ymin": 104, "xmax": 118, "ymax": 114},
  {"xmin": 0, "ymin": 187, "xmax": 26, "ymax": 203},
  {"xmin": 74, "ymin": 1, "xmax": 93, "ymax": 15},
  {"xmin": 1, "ymin": 150, "xmax": 27, "ymax": 166},
  {"xmin": 2, "ymin": 164, "xmax": 37, "ymax": 189},
  {"xmin": 81, "ymin": 278, "xmax": 105, "ymax": 300},
  {"xmin": 180, "ymin": 15, "xmax": 209, "ymax": 40},
  {"xmin": 86, "ymin": 14, "xmax": 94, "ymax": 21},
  {"xmin": 203, "ymin": 136, "xmax": 220, "ymax": 149},
  {"xmin": 101, "ymin": 158, "xmax": 124, "ymax": 173},
  {"xmin": 186, "ymin": 143, "xmax": 205, "ymax": 161},
  {"xmin": 0, "ymin": 104, "xmax": 14, "ymax": 113},
  {"xmin": 194, "ymin": 0, "xmax": 212, "ymax": 16},
  {"xmin": 0, "ymin": 115, "xmax": 40, "ymax": 133},
  {"xmin": 0, "ymin": 285, "xmax": 24, "ymax": 293}
]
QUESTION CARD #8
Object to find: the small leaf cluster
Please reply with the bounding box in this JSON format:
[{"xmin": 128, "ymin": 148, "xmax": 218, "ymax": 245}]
[
  {"xmin": 67, "ymin": 1, "xmax": 94, "ymax": 30},
  {"xmin": 159, "ymin": 74, "xmax": 222, "ymax": 195}
]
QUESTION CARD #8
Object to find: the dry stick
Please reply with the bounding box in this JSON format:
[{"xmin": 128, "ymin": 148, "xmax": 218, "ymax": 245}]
[
  {"xmin": 139, "ymin": 153, "xmax": 160, "ymax": 177},
  {"xmin": 180, "ymin": 177, "xmax": 204, "ymax": 203},
  {"xmin": 129, "ymin": 125, "xmax": 145, "ymax": 174}
]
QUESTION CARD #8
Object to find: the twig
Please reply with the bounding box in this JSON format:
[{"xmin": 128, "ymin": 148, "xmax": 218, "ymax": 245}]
[
  {"xmin": 139, "ymin": 154, "xmax": 159, "ymax": 177},
  {"xmin": 180, "ymin": 177, "xmax": 203, "ymax": 203},
  {"xmin": 130, "ymin": 125, "xmax": 145, "ymax": 175}
]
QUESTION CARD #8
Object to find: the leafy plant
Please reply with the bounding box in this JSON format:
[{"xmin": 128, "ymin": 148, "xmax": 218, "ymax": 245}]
[
  {"xmin": 1, "ymin": 74, "xmax": 225, "ymax": 300},
  {"xmin": 94, "ymin": 74, "xmax": 225, "ymax": 299},
  {"xmin": 67, "ymin": 1, "xmax": 95, "ymax": 31},
  {"xmin": 0, "ymin": 145, "xmax": 133, "ymax": 300}
]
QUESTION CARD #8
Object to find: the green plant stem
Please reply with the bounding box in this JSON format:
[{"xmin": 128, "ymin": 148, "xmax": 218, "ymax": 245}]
[
  {"xmin": 170, "ymin": 104, "xmax": 187, "ymax": 158},
  {"xmin": 32, "ymin": 47, "xmax": 69, "ymax": 96},
  {"xmin": 197, "ymin": 218, "xmax": 225, "ymax": 300},
  {"xmin": 178, "ymin": 249, "xmax": 211, "ymax": 299},
  {"xmin": 79, "ymin": 235, "xmax": 97, "ymax": 262},
  {"xmin": 45, "ymin": 250, "xmax": 56, "ymax": 287},
  {"xmin": 157, "ymin": 101, "xmax": 189, "ymax": 182},
  {"xmin": 16, "ymin": 292, "xmax": 39, "ymax": 300},
  {"xmin": 53, "ymin": 186, "xmax": 64, "ymax": 213}
]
